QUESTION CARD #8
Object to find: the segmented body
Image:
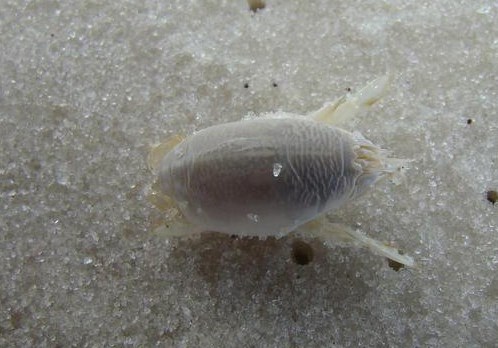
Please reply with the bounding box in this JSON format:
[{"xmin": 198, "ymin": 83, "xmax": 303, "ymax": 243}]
[{"xmin": 159, "ymin": 117, "xmax": 369, "ymax": 237}]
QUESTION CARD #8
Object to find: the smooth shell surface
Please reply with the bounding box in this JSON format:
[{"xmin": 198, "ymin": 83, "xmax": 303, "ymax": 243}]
[{"xmin": 159, "ymin": 117, "xmax": 375, "ymax": 237}]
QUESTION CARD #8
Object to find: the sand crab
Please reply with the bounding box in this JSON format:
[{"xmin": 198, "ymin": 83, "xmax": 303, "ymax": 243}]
[{"xmin": 148, "ymin": 76, "xmax": 414, "ymax": 267}]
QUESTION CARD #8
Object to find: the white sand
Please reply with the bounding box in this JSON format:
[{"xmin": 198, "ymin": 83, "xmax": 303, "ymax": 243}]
[{"xmin": 1, "ymin": 1, "xmax": 497, "ymax": 346}]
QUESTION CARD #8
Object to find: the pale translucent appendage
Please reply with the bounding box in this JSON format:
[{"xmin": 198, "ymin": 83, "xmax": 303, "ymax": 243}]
[
  {"xmin": 147, "ymin": 134, "xmax": 202, "ymax": 238},
  {"xmin": 148, "ymin": 183, "xmax": 203, "ymax": 238},
  {"xmin": 310, "ymin": 75, "xmax": 391, "ymax": 126},
  {"xmin": 351, "ymin": 131, "xmax": 412, "ymax": 193},
  {"xmin": 147, "ymin": 134, "xmax": 184, "ymax": 172},
  {"xmin": 299, "ymin": 219, "xmax": 415, "ymax": 267}
]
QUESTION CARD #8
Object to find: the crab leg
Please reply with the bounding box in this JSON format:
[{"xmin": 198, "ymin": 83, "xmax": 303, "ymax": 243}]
[
  {"xmin": 298, "ymin": 218, "xmax": 415, "ymax": 267},
  {"xmin": 310, "ymin": 75, "xmax": 391, "ymax": 126}
]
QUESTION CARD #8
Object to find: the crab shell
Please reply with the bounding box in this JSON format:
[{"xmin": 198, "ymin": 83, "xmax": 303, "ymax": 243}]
[
  {"xmin": 158, "ymin": 116, "xmax": 391, "ymax": 238},
  {"xmin": 148, "ymin": 76, "xmax": 415, "ymax": 267}
]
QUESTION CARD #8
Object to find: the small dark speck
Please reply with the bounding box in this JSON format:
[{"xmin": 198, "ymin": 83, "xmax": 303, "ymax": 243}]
[
  {"xmin": 243, "ymin": 82, "xmax": 249, "ymax": 89},
  {"xmin": 272, "ymin": 82, "xmax": 278, "ymax": 87},
  {"xmin": 387, "ymin": 258, "xmax": 405, "ymax": 271},
  {"xmin": 466, "ymin": 118, "xmax": 474, "ymax": 125},
  {"xmin": 346, "ymin": 87, "xmax": 352, "ymax": 92},
  {"xmin": 248, "ymin": 0, "xmax": 266, "ymax": 12},
  {"xmin": 29, "ymin": 158, "xmax": 42, "ymax": 171},
  {"xmin": 291, "ymin": 240, "xmax": 314, "ymax": 265},
  {"xmin": 10, "ymin": 310, "xmax": 22, "ymax": 330},
  {"xmin": 486, "ymin": 190, "xmax": 498, "ymax": 205},
  {"xmin": 50, "ymin": 33, "xmax": 55, "ymax": 37}
]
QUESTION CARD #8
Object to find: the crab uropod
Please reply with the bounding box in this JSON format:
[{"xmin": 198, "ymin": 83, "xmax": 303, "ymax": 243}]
[{"xmin": 148, "ymin": 77, "xmax": 414, "ymax": 267}]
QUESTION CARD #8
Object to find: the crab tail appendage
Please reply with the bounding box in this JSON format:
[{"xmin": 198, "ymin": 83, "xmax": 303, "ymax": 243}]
[{"xmin": 351, "ymin": 131, "xmax": 411, "ymax": 197}]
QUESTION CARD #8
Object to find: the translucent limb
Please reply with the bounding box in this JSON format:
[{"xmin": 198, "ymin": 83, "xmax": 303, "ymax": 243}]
[
  {"xmin": 310, "ymin": 75, "xmax": 391, "ymax": 126},
  {"xmin": 147, "ymin": 134, "xmax": 200, "ymax": 238},
  {"xmin": 147, "ymin": 134, "xmax": 184, "ymax": 172},
  {"xmin": 299, "ymin": 218, "xmax": 415, "ymax": 267},
  {"xmin": 148, "ymin": 189, "xmax": 203, "ymax": 238},
  {"xmin": 350, "ymin": 131, "xmax": 412, "ymax": 197}
]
